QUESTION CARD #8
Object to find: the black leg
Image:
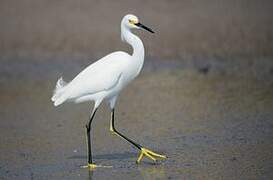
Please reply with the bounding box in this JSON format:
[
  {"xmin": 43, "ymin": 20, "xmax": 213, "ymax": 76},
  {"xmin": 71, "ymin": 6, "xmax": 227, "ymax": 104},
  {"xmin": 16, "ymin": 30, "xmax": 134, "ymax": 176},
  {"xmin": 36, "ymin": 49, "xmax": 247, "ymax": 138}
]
[
  {"xmin": 86, "ymin": 108, "xmax": 98, "ymax": 164},
  {"xmin": 111, "ymin": 108, "xmax": 142, "ymax": 150}
]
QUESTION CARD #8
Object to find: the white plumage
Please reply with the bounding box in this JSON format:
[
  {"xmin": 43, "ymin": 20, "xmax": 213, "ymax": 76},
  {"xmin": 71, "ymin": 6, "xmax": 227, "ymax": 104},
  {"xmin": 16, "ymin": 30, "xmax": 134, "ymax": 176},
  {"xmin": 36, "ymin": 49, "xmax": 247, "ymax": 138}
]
[
  {"xmin": 51, "ymin": 14, "xmax": 166, "ymax": 167},
  {"xmin": 51, "ymin": 14, "xmax": 148, "ymax": 109}
]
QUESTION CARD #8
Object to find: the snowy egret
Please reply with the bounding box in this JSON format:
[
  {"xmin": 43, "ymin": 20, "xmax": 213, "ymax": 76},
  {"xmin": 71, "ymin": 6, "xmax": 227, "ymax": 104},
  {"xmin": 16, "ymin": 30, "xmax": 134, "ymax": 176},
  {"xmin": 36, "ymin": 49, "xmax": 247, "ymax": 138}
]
[{"xmin": 51, "ymin": 14, "xmax": 166, "ymax": 168}]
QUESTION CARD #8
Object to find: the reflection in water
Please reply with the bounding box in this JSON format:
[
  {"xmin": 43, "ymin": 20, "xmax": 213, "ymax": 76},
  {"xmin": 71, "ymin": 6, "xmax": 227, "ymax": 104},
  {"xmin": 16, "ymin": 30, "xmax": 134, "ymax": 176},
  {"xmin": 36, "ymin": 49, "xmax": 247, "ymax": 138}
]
[
  {"xmin": 138, "ymin": 166, "xmax": 166, "ymax": 180},
  {"xmin": 88, "ymin": 169, "xmax": 93, "ymax": 180},
  {"xmin": 2, "ymin": 68, "xmax": 273, "ymax": 179}
]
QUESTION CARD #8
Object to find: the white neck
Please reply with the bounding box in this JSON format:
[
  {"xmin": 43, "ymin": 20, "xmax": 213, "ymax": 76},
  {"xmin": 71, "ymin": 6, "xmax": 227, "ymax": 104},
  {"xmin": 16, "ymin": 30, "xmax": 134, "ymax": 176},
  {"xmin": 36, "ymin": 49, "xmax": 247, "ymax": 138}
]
[{"xmin": 121, "ymin": 26, "xmax": 145, "ymax": 74}]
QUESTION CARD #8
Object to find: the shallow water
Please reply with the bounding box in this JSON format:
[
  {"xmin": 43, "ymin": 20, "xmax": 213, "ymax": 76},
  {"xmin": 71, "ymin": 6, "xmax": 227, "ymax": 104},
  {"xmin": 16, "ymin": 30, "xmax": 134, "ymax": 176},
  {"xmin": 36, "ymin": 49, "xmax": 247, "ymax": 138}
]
[{"xmin": 0, "ymin": 58, "xmax": 273, "ymax": 179}]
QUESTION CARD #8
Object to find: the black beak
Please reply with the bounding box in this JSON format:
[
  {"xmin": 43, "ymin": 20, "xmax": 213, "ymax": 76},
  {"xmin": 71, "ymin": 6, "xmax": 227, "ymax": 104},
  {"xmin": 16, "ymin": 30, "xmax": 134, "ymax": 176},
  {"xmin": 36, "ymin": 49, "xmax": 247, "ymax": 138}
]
[{"xmin": 135, "ymin": 22, "xmax": 154, "ymax": 33}]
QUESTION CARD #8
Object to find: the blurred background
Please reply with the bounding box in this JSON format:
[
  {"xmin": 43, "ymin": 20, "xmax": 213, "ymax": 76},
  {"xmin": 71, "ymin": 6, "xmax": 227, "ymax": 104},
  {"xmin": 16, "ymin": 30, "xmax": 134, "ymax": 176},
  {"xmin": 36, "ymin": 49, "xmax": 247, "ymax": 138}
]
[
  {"xmin": 0, "ymin": 0, "xmax": 273, "ymax": 179},
  {"xmin": 1, "ymin": 0, "xmax": 273, "ymax": 59}
]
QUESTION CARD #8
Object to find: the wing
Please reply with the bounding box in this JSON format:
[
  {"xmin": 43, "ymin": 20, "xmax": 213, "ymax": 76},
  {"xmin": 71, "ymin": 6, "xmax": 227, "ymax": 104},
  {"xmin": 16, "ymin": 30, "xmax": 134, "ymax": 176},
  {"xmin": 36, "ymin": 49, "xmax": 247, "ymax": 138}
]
[{"xmin": 65, "ymin": 51, "xmax": 130, "ymax": 99}]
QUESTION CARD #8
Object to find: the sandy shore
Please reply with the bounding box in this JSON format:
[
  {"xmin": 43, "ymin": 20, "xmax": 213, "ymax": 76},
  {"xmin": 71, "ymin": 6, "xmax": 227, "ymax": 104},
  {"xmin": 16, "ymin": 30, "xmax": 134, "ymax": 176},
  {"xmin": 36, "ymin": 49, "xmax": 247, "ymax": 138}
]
[
  {"xmin": 1, "ymin": 0, "xmax": 273, "ymax": 178},
  {"xmin": 0, "ymin": 57, "xmax": 273, "ymax": 179}
]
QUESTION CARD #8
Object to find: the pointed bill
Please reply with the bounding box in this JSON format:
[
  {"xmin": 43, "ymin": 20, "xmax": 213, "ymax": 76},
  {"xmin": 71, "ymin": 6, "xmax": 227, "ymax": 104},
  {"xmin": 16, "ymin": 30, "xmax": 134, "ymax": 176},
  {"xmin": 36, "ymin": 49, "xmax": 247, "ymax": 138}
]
[{"xmin": 135, "ymin": 23, "xmax": 155, "ymax": 33}]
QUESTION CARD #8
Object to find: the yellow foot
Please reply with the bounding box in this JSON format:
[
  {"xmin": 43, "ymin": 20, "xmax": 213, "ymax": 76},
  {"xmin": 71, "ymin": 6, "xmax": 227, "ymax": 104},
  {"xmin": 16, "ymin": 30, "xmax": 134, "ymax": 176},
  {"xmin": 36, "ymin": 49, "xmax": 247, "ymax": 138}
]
[
  {"xmin": 88, "ymin": 163, "xmax": 97, "ymax": 169},
  {"xmin": 136, "ymin": 147, "xmax": 167, "ymax": 164},
  {"xmin": 81, "ymin": 163, "xmax": 113, "ymax": 169},
  {"xmin": 80, "ymin": 163, "xmax": 97, "ymax": 169}
]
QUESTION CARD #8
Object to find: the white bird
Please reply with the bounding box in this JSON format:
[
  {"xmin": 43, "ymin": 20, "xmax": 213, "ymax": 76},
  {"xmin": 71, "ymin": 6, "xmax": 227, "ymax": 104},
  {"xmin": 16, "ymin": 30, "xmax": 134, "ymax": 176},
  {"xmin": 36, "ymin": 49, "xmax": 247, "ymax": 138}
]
[{"xmin": 51, "ymin": 14, "xmax": 166, "ymax": 168}]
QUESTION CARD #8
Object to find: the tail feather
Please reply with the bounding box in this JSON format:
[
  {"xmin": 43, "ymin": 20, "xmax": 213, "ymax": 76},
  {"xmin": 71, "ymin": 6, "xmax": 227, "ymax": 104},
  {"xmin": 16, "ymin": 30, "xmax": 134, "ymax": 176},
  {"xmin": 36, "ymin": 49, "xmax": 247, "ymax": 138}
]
[
  {"xmin": 53, "ymin": 94, "xmax": 68, "ymax": 106},
  {"xmin": 51, "ymin": 77, "xmax": 68, "ymax": 106}
]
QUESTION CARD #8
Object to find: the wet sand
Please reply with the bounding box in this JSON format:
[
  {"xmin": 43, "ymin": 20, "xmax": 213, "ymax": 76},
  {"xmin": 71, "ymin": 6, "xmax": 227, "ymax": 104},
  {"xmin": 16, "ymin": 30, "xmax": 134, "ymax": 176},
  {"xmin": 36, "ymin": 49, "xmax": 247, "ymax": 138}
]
[
  {"xmin": 0, "ymin": 57, "xmax": 273, "ymax": 179},
  {"xmin": 1, "ymin": 0, "xmax": 273, "ymax": 178}
]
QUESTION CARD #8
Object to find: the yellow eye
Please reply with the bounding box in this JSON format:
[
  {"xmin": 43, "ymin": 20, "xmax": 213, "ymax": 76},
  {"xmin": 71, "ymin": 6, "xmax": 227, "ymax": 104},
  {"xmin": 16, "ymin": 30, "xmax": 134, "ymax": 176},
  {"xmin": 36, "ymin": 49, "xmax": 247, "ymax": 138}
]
[{"xmin": 129, "ymin": 19, "xmax": 138, "ymax": 24}]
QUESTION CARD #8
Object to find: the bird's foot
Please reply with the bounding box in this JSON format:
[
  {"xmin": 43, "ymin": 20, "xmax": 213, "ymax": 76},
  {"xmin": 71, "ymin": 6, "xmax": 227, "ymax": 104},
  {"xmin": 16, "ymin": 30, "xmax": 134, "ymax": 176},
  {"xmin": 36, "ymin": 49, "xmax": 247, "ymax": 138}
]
[
  {"xmin": 136, "ymin": 147, "xmax": 167, "ymax": 164},
  {"xmin": 81, "ymin": 163, "xmax": 97, "ymax": 169},
  {"xmin": 81, "ymin": 163, "xmax": 112, "ymax": 169},
  {"xmin": 88, "ymin": 163, "xmax": 98, "ymax": 169}
]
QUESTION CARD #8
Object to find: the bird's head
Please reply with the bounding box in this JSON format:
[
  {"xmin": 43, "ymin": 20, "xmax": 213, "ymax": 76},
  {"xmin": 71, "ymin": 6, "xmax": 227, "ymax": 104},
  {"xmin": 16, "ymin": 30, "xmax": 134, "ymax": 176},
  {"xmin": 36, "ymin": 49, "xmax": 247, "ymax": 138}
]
[{"xmin": 121, "ymin": 14, "xmax": 154, "ymax": 34}]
